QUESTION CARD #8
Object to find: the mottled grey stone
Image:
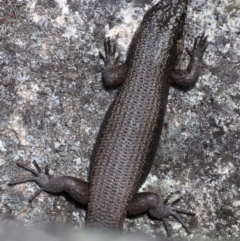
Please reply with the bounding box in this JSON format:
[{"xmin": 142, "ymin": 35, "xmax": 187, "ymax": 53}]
[{"xmin": 0, "ymin": 0, "xmax": 239, "ymax": 241}]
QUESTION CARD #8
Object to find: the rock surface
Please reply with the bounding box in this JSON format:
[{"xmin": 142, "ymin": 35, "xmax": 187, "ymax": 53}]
[{"xmin": 0, "ymin": 0, "xmax": 240, "ymax": 240}]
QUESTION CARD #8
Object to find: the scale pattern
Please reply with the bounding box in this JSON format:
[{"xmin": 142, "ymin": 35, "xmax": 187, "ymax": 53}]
[{"xmin": 87, "ymin": 0, "xmax": 188, "ymax": 228}]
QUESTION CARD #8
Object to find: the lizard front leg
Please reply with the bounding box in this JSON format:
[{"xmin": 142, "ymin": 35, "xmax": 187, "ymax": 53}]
[
  {"xmin": 99, "ymin": 38, "xmax": 128, "ymax": 86},
  {"xmin": 169, "ymin": 33, "xmax": 208, "ymax": 87}
]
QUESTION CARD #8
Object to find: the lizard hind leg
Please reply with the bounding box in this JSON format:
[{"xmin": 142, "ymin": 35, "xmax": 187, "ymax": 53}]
[
  {"xmin": 127, "ymin": 192, "xmax": 195, "ymax": 237},
  {"xmin": 149, "ymin": 195, "xmax": 195, "ymax": 237},
  {"xmin": 9, "ymin": 161, "xmax": 89, "ymax": 205},
  {"xmin": 8, "ymin": 161, "xmax": 50, "ymax": 202}
]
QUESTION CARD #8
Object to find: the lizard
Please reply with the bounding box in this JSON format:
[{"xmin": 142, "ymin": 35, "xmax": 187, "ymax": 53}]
[{"xmin": 9, "ymin": 0, "xmax": 208, "ymax": 237}]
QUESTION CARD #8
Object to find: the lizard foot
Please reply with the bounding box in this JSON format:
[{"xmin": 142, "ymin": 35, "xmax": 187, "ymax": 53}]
[
  {"xmin": 149, "ymin": 195, "xmax": 195, "ymax": 237},
  {"xmin": 99, "ymin": 37, "xmax": 120, "ymax": 67},
  {"xmin": 99, "ymin": 37, "xmax": 127, "ymax": 86},
  {"xmin": 186, "ymin": 32, "xmax": 208, "ymax": 60},
  {"xmin": 9, "ymin": 161, "xmax": 89, "ymax": 205},
  {"xmin": 9, "ymin": 160, "xmax": 51, "ymax": 202}
]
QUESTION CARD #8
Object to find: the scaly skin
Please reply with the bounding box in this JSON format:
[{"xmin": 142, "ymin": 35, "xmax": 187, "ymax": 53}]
[
  {"xmin": 87, "ymin": 0, "xmax": 196, "ymax": 229},
  {"xmin": 9, "ymin": 0, "xmax": 208, "ymax": 237}
]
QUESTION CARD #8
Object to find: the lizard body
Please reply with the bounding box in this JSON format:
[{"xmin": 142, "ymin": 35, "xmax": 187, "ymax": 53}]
[{"xmin": 10, "ymin": 0, "xmax": 207, "ymax": 236}]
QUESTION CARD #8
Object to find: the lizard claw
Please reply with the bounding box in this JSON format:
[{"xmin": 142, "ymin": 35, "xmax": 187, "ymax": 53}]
[
  {"xmin": 99, "ymin": 37, "xmax": 120, "ymax": 66},
  {"xmin": 186, "ymin": 32, "xmax": 208, "ymax": 59},
  {"xmin": 163, "ymin": 196, "xmax": 195, "ymax": 237},
  {"xmin": 149, "ymin": 195, "xmax": 195, "ymax": 237},
  {"xmin": 9, "ymin": 161, "xmax": 51, "ymax": 202}
]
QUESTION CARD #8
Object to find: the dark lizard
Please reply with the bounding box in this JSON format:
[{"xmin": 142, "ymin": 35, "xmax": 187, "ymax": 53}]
[{"xmin": 9, "ymin": 0, "xmax": 207, "ymax": 237}]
